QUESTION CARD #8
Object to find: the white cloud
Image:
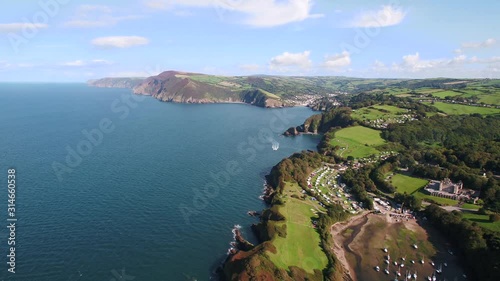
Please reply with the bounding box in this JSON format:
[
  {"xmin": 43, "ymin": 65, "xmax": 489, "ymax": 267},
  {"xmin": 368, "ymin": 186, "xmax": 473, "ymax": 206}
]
[
  {"xmin": 239, "ymin": 64, "xmax": 261, "ymax": 72},
  {"xmin": 270, "ymin": 51, "xmax": 312, "ymax": 71},
  {"xmin": 350, "ymin": 5, "xmax": 406, "ymax": 28},
  {"xmin": 388, "ymin": 52, "xmax": 500, "ymax": 78},
  {"xmin": 469, "ymin": 56, "xmax": 500, "ymax": 64},
  {"xmin": 64, "ymin": 5, "xmax": 142, "ymax": 28},
  {"xmin": 323, "ymin": 51, "xmax": 351, "ymax": 69},
  {"xmin": 78, "ymin": 5, "xmax": 113, "ymax": 13},
  {"xmin": 61, "ymin": 59, "xmax": 113, "ymax": 67},
  {"xmin": 0, "ymin": 23, "xmax": 48, "ymax": 33},
  {"xmin": 145, "ymin": 0, "xmax": 322, "ymax": 27},
  {"xmin": 91, "ymin": 36, "xmax": 150, "ymax": 48},
  {"xmin": 371, "ymin": 60, "xmax": 388, "ymax": 72},
  {"xmin": 461, "ymin": 38, "xmax": 496, "ymax": 49}
]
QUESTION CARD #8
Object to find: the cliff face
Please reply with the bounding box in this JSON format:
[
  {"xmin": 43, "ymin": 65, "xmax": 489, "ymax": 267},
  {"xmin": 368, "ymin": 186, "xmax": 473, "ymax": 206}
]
[
  {"xmin": 283, "ymin": 114, "xmax": 322, "ymax": 136},
  {"xmin": 241, "ymin": 89, "xmax": 285, "ymax": 108},
  {"xmin": 132, "ymin": 71, "xmax": 284, "ymax": 108},
  {"xmin": 284, "ymin": 107, "xmax": 354, "ymax": 136},
  {"xmin": 88, "ymin": 77, "xmax": 145, "ymax": 88}
]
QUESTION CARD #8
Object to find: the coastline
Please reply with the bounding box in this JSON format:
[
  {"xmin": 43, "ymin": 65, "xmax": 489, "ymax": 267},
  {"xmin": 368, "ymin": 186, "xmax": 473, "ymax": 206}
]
[
  {"xmin": 218, "ymin": 151, "xmax": 348, "ymax": 281},
  {"xmin": 88, "ymin": 83, "xmax": 312, "ymax": 109}
]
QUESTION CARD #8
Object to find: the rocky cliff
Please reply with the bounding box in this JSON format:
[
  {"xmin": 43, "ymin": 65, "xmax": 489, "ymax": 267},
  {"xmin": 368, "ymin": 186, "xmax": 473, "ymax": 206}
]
[{"xmin": 132, "ymin": 71, "xmax": 285, "ymax": 108}]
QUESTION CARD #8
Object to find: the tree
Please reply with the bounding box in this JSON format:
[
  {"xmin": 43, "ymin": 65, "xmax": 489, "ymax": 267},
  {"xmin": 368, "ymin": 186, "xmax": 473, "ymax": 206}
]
[{"xmin": 489, "ymin": 213, "xmax": 500, "ymax": 222}]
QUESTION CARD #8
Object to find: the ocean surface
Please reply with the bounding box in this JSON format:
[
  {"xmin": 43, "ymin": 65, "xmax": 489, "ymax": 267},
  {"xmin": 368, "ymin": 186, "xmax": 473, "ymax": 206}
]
[{"xmin": 0, "ymin": 83, "xmax": 320, "ymax": 281}]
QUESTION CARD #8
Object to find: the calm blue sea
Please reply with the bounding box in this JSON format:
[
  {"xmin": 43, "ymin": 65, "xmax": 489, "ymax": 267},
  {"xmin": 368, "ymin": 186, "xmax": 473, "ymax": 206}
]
[{"xmin": 0, "ymin": 83, "xmax": 319, "ymax": 281}]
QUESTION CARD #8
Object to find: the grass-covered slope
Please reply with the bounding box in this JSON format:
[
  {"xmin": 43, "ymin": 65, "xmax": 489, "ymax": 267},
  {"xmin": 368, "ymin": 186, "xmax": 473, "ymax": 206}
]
[{"xmin": 221, "ymin": 151, "xmax": 347, "ymax": 281}]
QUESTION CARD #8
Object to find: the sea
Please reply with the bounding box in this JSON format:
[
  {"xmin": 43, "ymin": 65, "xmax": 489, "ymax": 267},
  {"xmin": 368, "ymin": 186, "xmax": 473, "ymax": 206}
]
[{"xmin": 0, "ymin": 83, "xmax": 320, "ymax": 281}]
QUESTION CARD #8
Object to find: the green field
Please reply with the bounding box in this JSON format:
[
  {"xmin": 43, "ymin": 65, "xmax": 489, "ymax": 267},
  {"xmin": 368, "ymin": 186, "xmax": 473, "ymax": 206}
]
[
  {"xmin": 258, "ymin": 88, "xmax": 281, "ymax": 99},
  {"xmin": 389, "ymin": 174, "xmax": 458, "ymax": 205},
  {"xmin": 330, "ymin": 126, "xmax": 386, "ymax": 158},
  {"xmin": 188, "ymin": 74, "xmax": 226, "ymax": 84},
  {"xmin": 414, "ymin": 191, "xmax": 458, "ymax": 206},
  {"xmin": 268, "ymin": 183, "xmax": 328, "ymax": 273},
  {"xmin": 461, "ymin": 203, "xmax": 481, "ymax": 210},
  {"xmin": 478, "ymin": 93, "xmax": 500, "ymax": 105},
  {"xmin": 351, "ymin": 105, "xmax": 407, "ymax": 122},
  {"xmin": 429, "ymin": 90, "xmax": 464, "ymax": 98},
  {"xmin": 390, "ymin": 174, "xmax": 429, "ymax": 194},
  {"xmin": 427, "ymin": 102, "xmax": 500, "ymax": 115},
  {"xmin": 462, "ymin": 212, "xmax": 500, "ymax": 232}
]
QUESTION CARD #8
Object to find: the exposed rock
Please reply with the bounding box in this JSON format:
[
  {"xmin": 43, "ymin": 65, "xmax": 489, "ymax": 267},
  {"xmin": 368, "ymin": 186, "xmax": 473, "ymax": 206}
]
[{"xmin": 132, "ymin": 71, "xmax": 284, "ymax": 108}]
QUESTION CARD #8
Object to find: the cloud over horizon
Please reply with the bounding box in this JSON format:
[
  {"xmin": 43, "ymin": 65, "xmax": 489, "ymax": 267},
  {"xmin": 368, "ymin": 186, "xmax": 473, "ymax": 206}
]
[
  {"xmin": 91, "ymin": 36, "xmax": 150, "ymax": 48},
  {"xmin": 323, "ymin": 51, "xmax": 351, "ymax": 70},
  {"xmin": 270, "ymin": 51, "xmax": 312, "ymax": 71}
]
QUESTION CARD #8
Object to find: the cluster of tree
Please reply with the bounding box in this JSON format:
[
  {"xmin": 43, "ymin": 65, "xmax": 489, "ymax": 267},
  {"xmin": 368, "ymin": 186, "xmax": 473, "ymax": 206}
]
[
  {"xmin": 382, "ymin": 114, "xmax": 500, "ymax": 211},
  {"xmin": 443, "ymin": 94, "xmax": 480, "ymax": 103},
  {"xmin": 393, "ymin": 193, "xmax": 422, "ymax": 211},
  {"xmin": 392, "ymin": 78, "xmax": 469, "ymax": 90},
  {"xmin": 284, "ymin": 107, "xmax": 354, "ymax": 136},
  {"xmin": 343, "ymin": 93, "xmax": 438, "ymax": 117},
  {"xmin": 341, "ymin": 166, "xmax": 375, "ymax": 210},
  {"xmin": 317, "ymin": 203, "xmax": 350, "ymax": 281},
  {"xmin": 370, "ymin": 161, "xmax": 397, "ymax": 193},
  {"xmin": 424, "ymin": 204, "xmax": 500, "ymax": 280},
  {"xmin": 266, "ymin": 150, "xmax": 324, "ymax": 193},
  {"xmin": 301, "ymin": 107, "xmax": 354, "ymax": 134}
]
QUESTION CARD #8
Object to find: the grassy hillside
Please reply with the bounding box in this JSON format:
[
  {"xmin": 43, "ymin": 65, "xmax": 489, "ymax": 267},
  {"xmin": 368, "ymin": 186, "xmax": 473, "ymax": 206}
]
[
  {"xmin": 268, "ymin": 183, "xmax": 328, "ymax": 273},
  {"xmin": 329, "ymin": 126, "xmax": 386, "ymax": 158},
  {"xmin": 426, "ymin": 102, "xmax": 500, "ymax": 115}
]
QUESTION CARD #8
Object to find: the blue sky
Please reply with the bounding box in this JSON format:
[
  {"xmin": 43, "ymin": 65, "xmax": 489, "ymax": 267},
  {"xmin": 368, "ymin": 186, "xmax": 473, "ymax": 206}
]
[{"xmin": 0, "ymin": 0, "xmax": 499, "ymax": 81}]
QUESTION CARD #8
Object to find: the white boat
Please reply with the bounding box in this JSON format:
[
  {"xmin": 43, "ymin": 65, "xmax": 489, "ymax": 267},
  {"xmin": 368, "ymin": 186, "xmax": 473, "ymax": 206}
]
[
  {"xmin": 271, "ymin": 141, "xmax": 279, "ymax": 151},
  {"xmin": 413, "ymin": 244, "xmax": 418, "ymax": 249},
  {"xmin": 375, "ymin": 266, "xmax": 380, "ymax": 272},
  {"xmin": 385, "ymin": 269, "xmax": 390, "ymax": 275},
  {"xmin": 413, "ymin": 271, "xmax": 417, "ymax": 279},
  {"xmin": 384, "ymin": 248, "xmax": 388, "ymax": 253}
]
